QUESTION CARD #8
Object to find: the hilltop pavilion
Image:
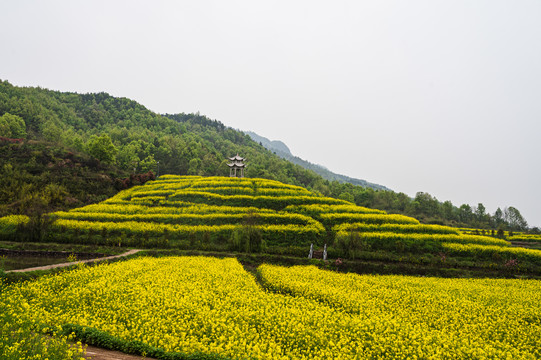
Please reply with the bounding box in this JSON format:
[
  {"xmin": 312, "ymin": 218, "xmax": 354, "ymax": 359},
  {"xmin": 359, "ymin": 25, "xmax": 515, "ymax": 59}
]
[{"xmin": 227, "ymin": 154, "xmax": 246, "ymax": 178}]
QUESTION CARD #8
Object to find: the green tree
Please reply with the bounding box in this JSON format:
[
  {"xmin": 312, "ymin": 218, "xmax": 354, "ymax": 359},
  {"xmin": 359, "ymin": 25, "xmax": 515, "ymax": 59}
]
[
  {"xmin": 414, "ymin": 192, "xmax": 441, "ymax": 217},
  {"xmin": 0, "ymin": 112, "xmax": 26, "ymax": 138},
  {"xmin": 188, "ymin": 158, "xmax": 202, "ymax": 175},
  {"xmin": 505, "ymin": 206, "xmax": 528, "ymax": 231},
  {"xmin": 494, "ymin": 207, "xmax": 504, "ymax": 226},
  {"xmin": 442, "ymin": 200, "xmax": 455, "ymax": 221},
  {"xmin": 140, "ymin": 155, "xmax": 157, "ymax": 172},
  {"xmin": 0, "ymin": 116, "xmax": 10, "ymax": 136},
  {"xmin": 86, "ymin": 135, "xmax": 117, "ymax": 164},
  {"xmin": 475, "ymin": 203, "xmax": 486, "ymax": 220},
  {"xmin": 458, "ymin": 204, "xmax": 473, "ymax": 223},
  {"xmin": 338, "ymin": 192, "xmax": 355, "ymax": 203}
]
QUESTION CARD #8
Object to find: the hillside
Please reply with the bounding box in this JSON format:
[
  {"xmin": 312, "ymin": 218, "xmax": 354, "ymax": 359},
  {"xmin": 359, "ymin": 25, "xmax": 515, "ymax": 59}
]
[
  {"xmin": 0, "ymin": 139, "xmax": 134, "ymax": 217},
  {"xmin": 0, "ymin": 79, "xmax": 531, "ymax": 231},
  {"xmin": 2, "ymin": 175, "xmax": 537, "ymax": 276},
  {"xmin": 246, "ymin": 131, "xmax": 391, "ymax": 191}
]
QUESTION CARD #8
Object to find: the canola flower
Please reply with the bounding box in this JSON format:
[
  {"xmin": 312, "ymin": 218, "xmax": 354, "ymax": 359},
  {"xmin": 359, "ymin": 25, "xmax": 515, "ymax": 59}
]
[
  {"xmin": 3, "ymin": 257, "xmax": 541, "ymax": 360},
  {"xmin": 0, "ymin": 215, "xmax": 29, "ymax": 235},
  {"xmin": 167, "ymin": 190, "xmax": 349, "ymax": 208},
  {"xmin": 442, "ymin": 242, "xmax": 541, "ymax": 263},
  {"xmin": 144, "ymin": 176, "xmax": 312, "ymax": 193},
  {"xmin": 158, "ymin": 174, "xmax": 201, "ymax": 180},
  {"xmin": 53, "ymin": 219, "xmax": 323, "ymax": 236},
  {"xmin": 258, "ymin": 263, "xmax": 541, "ymax": 359},
  {"xmin": 52, "ymin": 211, "xmax": 318, "ymax": 227},
  {"xmin": 52, "ymin": 219, "xmax": 324, "ymax": 247},
  {"xmin": 178, "ymin": 186, "xmax": 316, "ymax": 197},
  {"xmin": 508, "ymin": 234, "xmax": 541, "ymax": 242},
  {"xmin": 70, "ymin": 203, "xmax": 276, "ymax": 215},
  {"xmin": 1, "ymin": 257, "xmax": 375, "ymax": 359},
  {"xmin": 185, "ymin": 177, "xmax": 311, "ymax": 191},
  {"xmin": 0, "ymin": 280, "xmax": 86, "ymax": 360}
]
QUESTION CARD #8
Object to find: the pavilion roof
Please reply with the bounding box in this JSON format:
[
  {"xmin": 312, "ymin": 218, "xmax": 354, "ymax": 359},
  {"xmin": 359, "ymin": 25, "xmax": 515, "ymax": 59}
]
[
  {"xmin": 228, "ymin": 154, "xmax": 245, "ymax": 161},
  {"xmin": 227, "ymin": 162, "xmax": 246, "ymax": 168}
]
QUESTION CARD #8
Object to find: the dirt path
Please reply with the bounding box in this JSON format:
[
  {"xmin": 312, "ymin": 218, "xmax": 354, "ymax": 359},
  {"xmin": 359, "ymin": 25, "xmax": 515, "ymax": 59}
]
[
  {"xmin": 6, "ymin": 249, "xmax": 142, "ymax": 273},
  {"xmin": 83, "ymin": 344, "xmax": 156, "ymax": 360}
]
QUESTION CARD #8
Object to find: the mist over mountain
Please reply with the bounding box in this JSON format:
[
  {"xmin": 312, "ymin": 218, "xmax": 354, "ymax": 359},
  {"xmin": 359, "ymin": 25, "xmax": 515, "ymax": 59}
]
[{"xmin": 246, "ymin": 131, "xmax": 391, "ymax": 192}]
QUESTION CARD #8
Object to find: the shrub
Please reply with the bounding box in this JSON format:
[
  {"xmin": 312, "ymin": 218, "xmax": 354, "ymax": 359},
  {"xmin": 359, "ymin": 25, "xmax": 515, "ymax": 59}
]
[
  {"xmin": 334, "ymin": 230, "xmax": 371, "ymax": 259},
  {"xmin": 230, "ymin": 225, "xmax": 265, "ymax": 253}
]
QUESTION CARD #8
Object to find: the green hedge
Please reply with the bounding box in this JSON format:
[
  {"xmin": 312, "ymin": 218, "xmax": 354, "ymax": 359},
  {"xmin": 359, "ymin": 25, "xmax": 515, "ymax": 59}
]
[{"xmin": 47, "ymin": 221, "xmax": 324, "ymax": 248}]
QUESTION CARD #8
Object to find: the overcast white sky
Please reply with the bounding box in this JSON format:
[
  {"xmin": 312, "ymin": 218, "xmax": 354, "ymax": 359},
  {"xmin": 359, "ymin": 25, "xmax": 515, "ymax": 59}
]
[{"xmin": 1, "ymin": 0, "xmax": 540, "ymax": 227}]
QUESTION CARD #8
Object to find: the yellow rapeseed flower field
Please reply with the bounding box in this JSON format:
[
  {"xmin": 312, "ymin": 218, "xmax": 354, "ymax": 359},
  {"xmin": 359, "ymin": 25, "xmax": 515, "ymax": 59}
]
[
  {"xmin": 2, "ymin": 256, "xmax": 540, "ymax": 359},
  {"xmin": 258, "ymin": 264, "xmax": 541, "ymax": 359}
]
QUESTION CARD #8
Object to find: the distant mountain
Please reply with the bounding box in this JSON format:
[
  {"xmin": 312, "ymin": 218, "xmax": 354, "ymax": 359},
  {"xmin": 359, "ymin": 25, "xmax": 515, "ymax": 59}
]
[{"xmin": 246, "ymin": 131, "xmax": 391, "ymax": 191}]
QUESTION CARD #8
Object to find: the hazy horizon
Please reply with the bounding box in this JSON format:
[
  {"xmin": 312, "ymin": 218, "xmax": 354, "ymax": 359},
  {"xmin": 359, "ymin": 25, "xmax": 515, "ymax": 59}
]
[{"xmin": 1, "ymin": 0, "xmax": 540, "ymax": 227}]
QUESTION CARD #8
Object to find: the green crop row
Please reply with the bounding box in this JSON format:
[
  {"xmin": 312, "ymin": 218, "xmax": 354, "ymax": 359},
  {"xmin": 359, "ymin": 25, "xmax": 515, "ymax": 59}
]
[
  {"xmin": 136, "ymin": 181, "xmax": 192, "ymax": 191},
  {"xmin": 334, "ymin": 230, "xmax": 510, "ymax": 254},
  {"xmin": 442, "ymin": 243, "xmax": 541, "ymax": 265},
  {"xmin": 458, "ymin": 228, "xmax": 515, "ymax": 236},
  {"xmin": 285, "ymin": 204, "xmax": 385, "ymax": 215},
  {"xmin": 334, "ymin": 222, "xmax": 460, "ymax": 235},
  {"xmin": 319, "ymin": 213, "xmax": 420, "ymax": 226},
  {"xmin": 131, "ymin": 196, "xmax": 167, "ymax": 204},
  {"xmin": 130, "ymin": 190, "xmax": 176, "ymax": 198}
]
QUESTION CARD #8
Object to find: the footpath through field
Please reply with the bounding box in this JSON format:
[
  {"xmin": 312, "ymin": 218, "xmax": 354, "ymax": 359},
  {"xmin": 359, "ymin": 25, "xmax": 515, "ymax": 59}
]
[
  {"xmin": 83, "ymin": 344, "xmax": 155, "ymax": 360},
  {"xmin": 6, "ymin": 249, "xmax": 141, "ymax": 273}
]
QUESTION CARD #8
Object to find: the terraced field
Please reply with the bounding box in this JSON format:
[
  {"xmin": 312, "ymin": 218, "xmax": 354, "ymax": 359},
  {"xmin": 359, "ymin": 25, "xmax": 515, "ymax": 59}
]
[
  {"xmin": 2, "ymin": 175, "xmax": 541, "ymax": 264},
  {"xmin": 49, "ymin": 176, "xmax": 337, "ymax": 248}
]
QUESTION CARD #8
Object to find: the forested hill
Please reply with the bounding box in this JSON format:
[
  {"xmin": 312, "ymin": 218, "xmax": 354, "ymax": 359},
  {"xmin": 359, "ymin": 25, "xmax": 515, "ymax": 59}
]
[
  {"xmin": 246, "ymin": 131, "xmax": 390, "ymax": 191},
  {"xmin": 0, "ymin": 80, "xmax": 532, "ymax": 231}
]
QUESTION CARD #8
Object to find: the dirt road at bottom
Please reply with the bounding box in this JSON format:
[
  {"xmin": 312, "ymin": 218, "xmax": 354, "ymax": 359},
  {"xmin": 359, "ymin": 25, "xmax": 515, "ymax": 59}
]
[{"xmin": 83, "ymin": 344, "xmax": 156, "ymax": 360}]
